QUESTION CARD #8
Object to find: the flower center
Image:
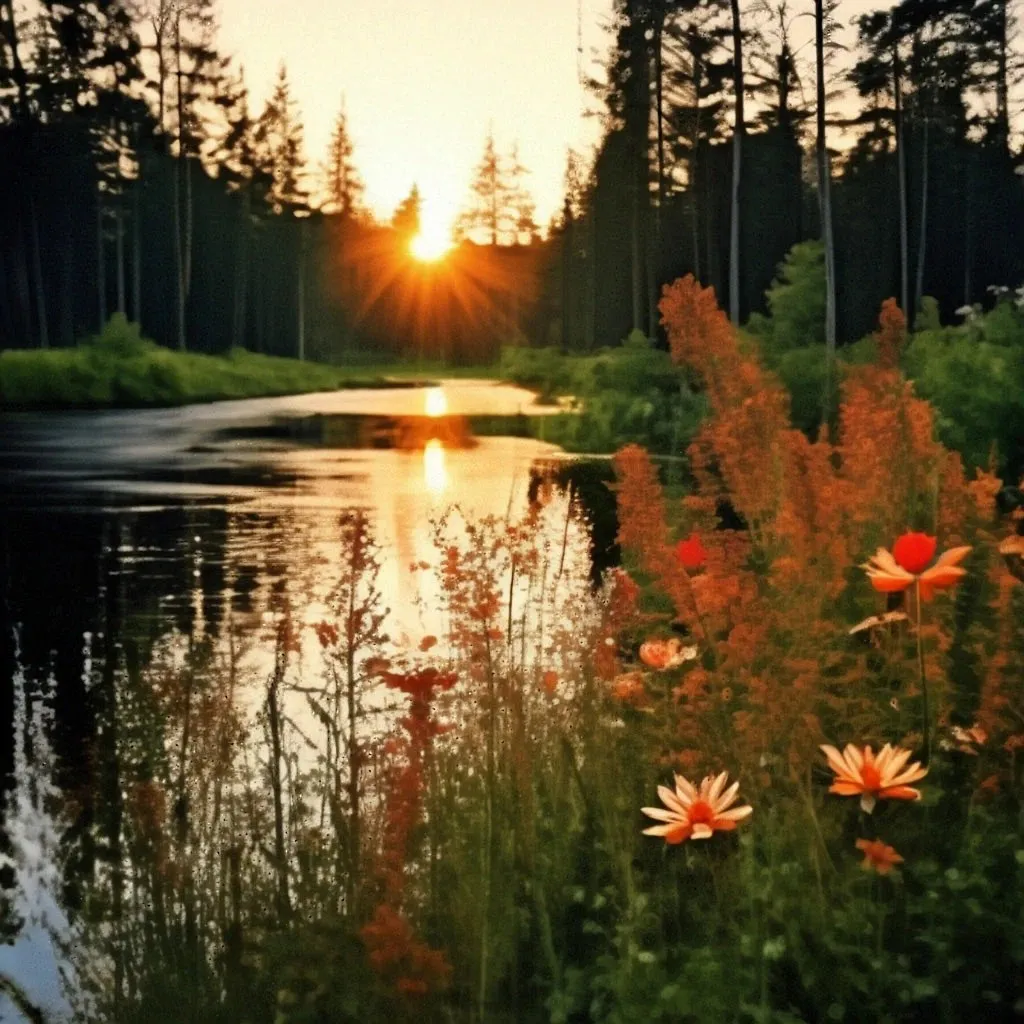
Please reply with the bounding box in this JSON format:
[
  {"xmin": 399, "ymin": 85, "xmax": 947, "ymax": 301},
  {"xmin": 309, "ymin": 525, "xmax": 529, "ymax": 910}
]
[
  {"xmin": 860, "ymin": 764, "xmax": 881, "ymax": 791},
  {"xmin": 688, "ymin": 800, "xmax": 714, "ymax": 825}
]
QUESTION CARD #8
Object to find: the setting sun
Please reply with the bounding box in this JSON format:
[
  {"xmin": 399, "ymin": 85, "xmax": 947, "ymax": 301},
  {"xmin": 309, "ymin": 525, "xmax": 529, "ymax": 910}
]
[{"xmin": 410, "ymin": 228, "xmax": 452, "ymax": 262}]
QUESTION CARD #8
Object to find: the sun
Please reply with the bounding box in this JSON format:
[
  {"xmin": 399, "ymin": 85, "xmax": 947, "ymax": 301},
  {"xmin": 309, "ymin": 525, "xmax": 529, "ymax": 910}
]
[{"xmin": 410, "ymin": 225, "xmax": 452, "ymax": 262}]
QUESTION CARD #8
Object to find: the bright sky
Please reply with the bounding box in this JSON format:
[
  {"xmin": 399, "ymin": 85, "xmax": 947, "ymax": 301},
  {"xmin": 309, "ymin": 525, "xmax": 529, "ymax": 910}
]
[{"xmin": 217, "ymin": 0, "xmax": 613, "ymax": 239}]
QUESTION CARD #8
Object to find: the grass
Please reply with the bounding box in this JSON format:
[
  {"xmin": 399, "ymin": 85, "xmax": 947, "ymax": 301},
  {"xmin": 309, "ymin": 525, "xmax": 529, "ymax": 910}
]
[{"xmin": 0, "ymin": 316, "xmax": 501, "ymax": 411}]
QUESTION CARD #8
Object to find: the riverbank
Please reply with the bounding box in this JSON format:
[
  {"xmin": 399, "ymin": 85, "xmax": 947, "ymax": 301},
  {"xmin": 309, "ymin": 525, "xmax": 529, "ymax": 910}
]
[{"xmin": 0, "ymin": 316, "xmax": 500, "ymax": 412}]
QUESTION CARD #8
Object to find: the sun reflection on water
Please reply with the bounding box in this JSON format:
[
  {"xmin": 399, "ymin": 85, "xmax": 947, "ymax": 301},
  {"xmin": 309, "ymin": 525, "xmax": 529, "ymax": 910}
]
[
  {"xmin": 424, "ymin": 387, "xmax": 448, "ymax": 417},
  {"xmin": 423, "ymin": 439, "xmax": 448, "ymax": 495}
]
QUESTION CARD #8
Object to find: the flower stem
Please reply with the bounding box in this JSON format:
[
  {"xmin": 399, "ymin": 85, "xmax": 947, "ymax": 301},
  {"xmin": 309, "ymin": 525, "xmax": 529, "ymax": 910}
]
[{"xmin": 915, "ymin": 579, "xmax": 930, "ymax": 764}]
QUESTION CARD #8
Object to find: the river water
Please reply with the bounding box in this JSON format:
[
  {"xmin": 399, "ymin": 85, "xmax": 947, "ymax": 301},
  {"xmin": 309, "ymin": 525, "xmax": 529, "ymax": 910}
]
[{"xmin": 0, "ymin": 381, "xmax": 616, "ymax": 1021}]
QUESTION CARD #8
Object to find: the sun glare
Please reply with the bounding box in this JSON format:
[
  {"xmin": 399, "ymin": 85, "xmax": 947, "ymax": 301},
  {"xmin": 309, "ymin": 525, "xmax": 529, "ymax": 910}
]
[
  {"xmin": 424, "ymin": 387, "xmax": 448, "ymax": 417},
  {"xmin": 410, "ymin": 228, "xmax": 452, "ymax": 262},
  {"xmin": 423, "ymin": 439, "xmax": 448, "ymax": 495}
]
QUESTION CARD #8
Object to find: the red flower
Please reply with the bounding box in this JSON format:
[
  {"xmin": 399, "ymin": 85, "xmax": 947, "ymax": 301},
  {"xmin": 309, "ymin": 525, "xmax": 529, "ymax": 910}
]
[
  {"xmin": 892, "ymin": 532, "xmax": 936, "ymax": 574},
  {"xmin": 676, "ymin": 532, "xmax": 709, "ymax": 571},
  {"xmin": 863, "ymin": 534, "xmax": 971, "ymax": 600}
]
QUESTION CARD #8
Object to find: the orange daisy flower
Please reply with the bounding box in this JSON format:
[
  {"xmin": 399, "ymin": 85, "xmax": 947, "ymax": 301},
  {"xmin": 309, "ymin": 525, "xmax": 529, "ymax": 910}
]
[
  {"xmin": 641, "ymin": 770, "xmax": 752, "ymax": 844},
  {"xmin": 820, "ymin": 743, "xmax": 928, "ymax": 814},
  {"xmin": 639, "ymin": 637, "xmax": 699, "ymax": 670},
  {"xmin": 862, "ymin": 532, "xmax": 971, "ymax": 601},
  {"xmin": 856, "ymin": 838, "xmax": 904, "ymax": 875}
]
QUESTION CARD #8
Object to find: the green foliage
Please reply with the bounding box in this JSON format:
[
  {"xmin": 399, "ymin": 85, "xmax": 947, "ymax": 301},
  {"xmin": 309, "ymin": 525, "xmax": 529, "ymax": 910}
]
[
  {"xmin": 914, "ymin": 296, "xmax": 942, "ymax": 333},
  {"xmin": 0, "ymin": 318, "xmax": 405, "ymax": 410},
  {"xmin": 747, "ymin": 241, "xmax": 827, "ymax": 358},
  {"xmin": 501, "ymin": 335, "xmax": 707, "ymax": 457},
  {"xmin": 904, "ymin": 297, "xmax": 1024, "ymax": 474}
]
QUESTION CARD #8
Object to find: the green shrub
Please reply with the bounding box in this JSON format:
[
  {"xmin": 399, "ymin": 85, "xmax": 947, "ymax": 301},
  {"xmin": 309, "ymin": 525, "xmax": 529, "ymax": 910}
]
[
  {"xmin": 904, "ymin": 297, "xmax": 1024, "ymax": 473},
  {"xmin": 748, "ymin": 240, "xmax": 826, "ymax": 358}
]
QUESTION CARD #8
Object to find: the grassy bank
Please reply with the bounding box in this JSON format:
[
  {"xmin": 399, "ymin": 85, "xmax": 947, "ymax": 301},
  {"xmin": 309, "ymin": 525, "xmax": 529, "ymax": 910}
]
[{"xmin": 0, "ymin": 316, "xmax": 499, "ymax": 411}]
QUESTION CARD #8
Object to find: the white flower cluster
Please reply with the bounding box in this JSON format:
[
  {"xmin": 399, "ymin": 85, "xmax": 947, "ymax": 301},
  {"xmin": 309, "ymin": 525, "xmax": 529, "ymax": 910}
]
[{"xmin": 982, "ymin": 284, "xmax": 1024, "ymax": 311}]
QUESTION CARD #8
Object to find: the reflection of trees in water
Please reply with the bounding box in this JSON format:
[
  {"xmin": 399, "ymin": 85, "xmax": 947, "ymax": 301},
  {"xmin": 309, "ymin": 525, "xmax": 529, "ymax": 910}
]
[{"xmin": 1, "ymin": 490, "xmax": 607, "ymax": 1020}]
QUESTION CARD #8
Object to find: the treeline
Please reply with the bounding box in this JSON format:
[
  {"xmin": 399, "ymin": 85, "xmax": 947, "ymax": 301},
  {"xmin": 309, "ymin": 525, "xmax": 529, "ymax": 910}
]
[
  {"xmin": 0, "ymin": 1, "xmax": 545, "ymax": 364},
  {"xmin": 550, "ymin": 0, "xmax": 1024, "ymax": 349},
  {"xmin": 1, "ymin": 0, "xmax": 1023, "ymax": 365}
]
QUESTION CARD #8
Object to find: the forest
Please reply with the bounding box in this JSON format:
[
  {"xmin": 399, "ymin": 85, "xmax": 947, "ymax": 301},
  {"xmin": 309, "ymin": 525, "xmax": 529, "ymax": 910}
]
[
  {"xmin": 2, "ymin": 0, "xmax": 1022, "ymax": 368},
  {"xmin": 3, "ymin": 2, "xmax": 1024, "ymax": 1023}
]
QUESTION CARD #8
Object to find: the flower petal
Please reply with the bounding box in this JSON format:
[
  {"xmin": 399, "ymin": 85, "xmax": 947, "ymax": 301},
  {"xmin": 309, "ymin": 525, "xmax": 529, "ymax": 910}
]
[
  {"xmin": 821, "ymin": 745, "xmax": 853, "ymax": 780},
  {"xmin": 707, "ymin": 771, "xmax": 729, "ymax": 805},
  {"xmin": 829, "ymin": 781, "xmax": 866, "ymax": 796},
  {"xmin": 673, "ymin": 774, "xmax": 697, "ymax": 805},
  {"xmin": 658, "ymin": 784, "xmax": 688, "ymax": 814},
  {"xmin": 717, "ymin": 804, "xmax": 753, "ymax": 822},
  {"xmin": 879, "ymin": 785, "xmax": 922, "ymax": 801},
  {"xmin": 860, "ymin": 792, "xmax": 877, "ymax": 813},
  {"xmin": 691, "ymin": 823, "xmax": 714, "ymax": 839},
  {"xmin": 716, "ymin": 780, "xmax": 741, "ymax": 812},
  {"xmin": 886, "ymin": 762, "xmax": 927, "ymax": 787},
  {"xmin": 640, "ymin": 806, "xmax": 680, "ymax": 823}
]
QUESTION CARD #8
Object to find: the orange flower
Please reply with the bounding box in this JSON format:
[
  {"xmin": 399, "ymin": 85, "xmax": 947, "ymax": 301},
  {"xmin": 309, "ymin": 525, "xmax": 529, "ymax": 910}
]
[
  {"xmin": 611, "ymin": 672, "xmax": 646, "ymax": 703},
  {"xmin": 821, "ymin": 743, "xmax": 928, "ymax": 813},
  {"xmin": 639, "ymin": 637, "xmax": 699, "ymax": 670},
  {"xmin": 676, "ymin": 532, "xmax": 709, "ymax": 571},
  {"xmin": 541, "ymin": 670, "xmax": 559, "ymax": 695},
  {"xmin": 641, "ymin": 770, "xmax": 752, "ymax": 844},
  {"xmin": 856, "ymin": 838, "xmax": 904, "ymax": 874},
  {"xmin": 862, "ymin": 534, "xmax": 971, "ymax": 600}
]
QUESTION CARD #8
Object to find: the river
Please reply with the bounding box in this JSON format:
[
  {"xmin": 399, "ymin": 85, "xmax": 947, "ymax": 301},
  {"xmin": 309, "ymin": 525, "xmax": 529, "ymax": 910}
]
[{"xmin": 0, "ymin": 380, "xmax": 617, "ymax": 1022}]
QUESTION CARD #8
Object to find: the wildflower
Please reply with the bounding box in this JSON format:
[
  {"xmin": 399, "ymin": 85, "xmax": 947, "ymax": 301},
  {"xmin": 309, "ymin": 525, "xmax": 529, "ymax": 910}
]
[
  {"xmin": 821, "ymin": 743, "xmax": 928, "ymax": 814},
  {"xmin": 641, "ymin": 770, "xmax": 752, "ymax": 844},
  {"xmin": 541, "ymin": 670, "xmax": 559, "ymax": 695},
  {"xmin": 611, "ymin": 672, "xmax": 646, "ymax": 703},
  {"xmin": 862, "ymin": 533, "xmax": 971, "ymax": 600},
  {"xmin": 676, "ymin": 532, "xmax": 709, "ymax": 571},
  {"xmin": 639, "ymin": 637, "xmax": 699, "ymax": 670},
  {"xmin": 940, "ymin": 723, "xmax": 987, "ymax": 755},
  {"xmin": 856, "ymin": 838, "xmax": 904, "ymax": 875}
]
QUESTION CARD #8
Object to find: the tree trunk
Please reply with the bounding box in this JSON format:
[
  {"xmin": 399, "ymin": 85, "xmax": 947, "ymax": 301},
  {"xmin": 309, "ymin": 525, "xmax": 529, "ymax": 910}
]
[
  {"xmin": 894, "ymin": 38, "xmax": 908, "ymax": 317},
  {"xmin": 297, "ymin": 218, "xmax": 306, "ymax": 360},
  {"xmin": 561, "ymin": 204, "xmax": 573, "ymax": 348},
  {"xmin": 132, "ymin": 172, "xmax": 142, "ymax": 325},
  {"xmin": 115, "ymin": 202, "xmax": 126, "ymax": 315},
  {"xmin": 914, "ymin": 112, "xmax": 929, "ymax": 317},
  {"xmin": 815, "ymin": 0, "xmax": 836, "ymax": 416},
  {"xmin": 28, "ymin": 192, "xmax": 48, "ymax": 348},
  {"xmin": 0, "ymin": 0, "xmax": 30, "ymax": 120},
  {"xmin": 653, "ymin": 13, "xmax": 665, "ymax": 325},
  {"xmin": 729, "ymin": 0, "xmax": 743, "ymax": 325},
  {"xmin": 963, "ymin": 149, "xmax": 972, "ymax": 307},
  {"xmin": 631, "ymin": 172, "xmax": 644, "ymax": 334},
  {"xmin": 97, "ymin": 192, "xmax": 107, "ymax": 330},
  {"xmin": 232, "ymin": 191, "xmax": 250, "ymax": 350},
  {"xmin": 173, "ymin": 13, "xmax": 187, "ymax": 349}
]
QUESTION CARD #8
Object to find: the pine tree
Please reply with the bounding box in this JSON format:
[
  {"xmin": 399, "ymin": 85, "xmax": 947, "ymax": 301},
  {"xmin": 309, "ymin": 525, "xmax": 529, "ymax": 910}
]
[
  {"xmin": 456, "ymin": 131, "xmax": 537, "ymax": 246},
  {"xmin": 748, "ymin": 1, "xmax": 807, "ymax": 135},
  {"xmin": 323, "ymin": 98, "xmax": 364, "ymax": 219},
  {"xmin": 253, "ymin": 64, "xmax": 308, "ymax": 214},
  {"xmin": 392, "ymin": 184, "xmax": 421, "ymax": 241}
]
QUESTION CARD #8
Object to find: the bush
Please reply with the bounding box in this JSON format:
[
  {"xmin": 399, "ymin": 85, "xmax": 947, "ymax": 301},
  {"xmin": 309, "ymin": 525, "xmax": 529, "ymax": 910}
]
[
  {"xmin": 904, "ymin": 296, "xmax": 1024, "ymax": 475},
  {"xmin": 747, "ymin": 240, "xmax": 827, "ymax": 358}
]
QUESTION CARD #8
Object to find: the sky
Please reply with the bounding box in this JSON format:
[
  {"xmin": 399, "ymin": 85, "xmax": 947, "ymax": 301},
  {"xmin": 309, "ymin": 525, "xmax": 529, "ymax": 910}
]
[{"xmin": 217, "ymin": 0, "xmax": 614, "ymax": 240}]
